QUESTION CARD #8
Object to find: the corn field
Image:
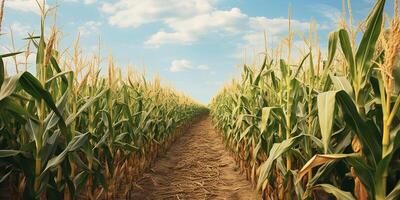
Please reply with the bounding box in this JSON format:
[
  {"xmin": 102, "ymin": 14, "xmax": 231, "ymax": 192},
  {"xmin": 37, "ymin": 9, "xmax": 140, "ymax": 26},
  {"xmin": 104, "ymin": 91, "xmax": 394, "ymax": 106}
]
[
  {"xmin": 210, "ymin": 0, "xmax": 400, "ymax": 199},
  {"xmin": 0, "ymin": 3, "xmax": 207, "ymax": 199},
  {"xmin": 1, "ymin": 0, "xmax": 400, "ymax": 199}
]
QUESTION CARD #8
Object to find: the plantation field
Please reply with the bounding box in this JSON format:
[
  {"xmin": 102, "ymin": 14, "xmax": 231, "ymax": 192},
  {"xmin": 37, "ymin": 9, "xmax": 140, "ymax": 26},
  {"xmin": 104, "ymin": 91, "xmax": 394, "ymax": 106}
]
[{"xmin": 1, "ymin": 0, "xmax": 400, "ymax": 199}]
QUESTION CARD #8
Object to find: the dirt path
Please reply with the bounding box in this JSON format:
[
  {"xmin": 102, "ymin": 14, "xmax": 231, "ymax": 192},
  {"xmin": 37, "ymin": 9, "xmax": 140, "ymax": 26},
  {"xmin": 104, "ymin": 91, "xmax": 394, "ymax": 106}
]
[{"xmin": 130, "ymin": 116, "xmax": 258, "ymax": 200}]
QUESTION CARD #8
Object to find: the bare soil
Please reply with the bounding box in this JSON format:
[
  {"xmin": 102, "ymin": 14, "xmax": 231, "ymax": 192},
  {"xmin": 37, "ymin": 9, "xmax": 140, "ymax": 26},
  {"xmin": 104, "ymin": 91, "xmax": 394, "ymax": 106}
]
[{"xmin": 130, "ymin": 116, "xmax": 258, "ymax": 200}]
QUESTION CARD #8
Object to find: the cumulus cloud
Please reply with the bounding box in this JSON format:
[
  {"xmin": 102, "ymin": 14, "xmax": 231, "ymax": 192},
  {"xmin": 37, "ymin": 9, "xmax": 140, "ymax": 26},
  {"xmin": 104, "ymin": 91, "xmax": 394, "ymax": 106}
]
[
  {"xmin": 169, "ymin": 59, "xmax": 193, "ymax": 72},
  {"xmin": 146, "ymin": 8, "xmax": 246, "ymax": 47},
  {"xmin": 9, "ymin": 22, "xmax": 33, "ymax": 36},
  {"xmin": 145, "ymin": 32, "xmax": 195, "ymax": 47},
  {"xmin": 197, "ymin": 65, "xmax": 209, "ymax": 70},
  {"xmin": 312, "ymin": 4, "xmax": 341, "ymax": 25},
  {"xmin": 164, "ymin": 8, "xmax": 245, "ymax": 33},
  {"xmin": 249, "ymin": 17, "xmax": 310, "ymax": 35},
  {"xmin": 100, "ymin": 0, "xmax": 324, "ymax": 52},
  {"xmin": 83, "ymin": 0, "xmax": 97, "ymax": 5},
  {"xmin": 169, "ymin": 59, "xmax": 209, "ymax": 72},
  {"xmin": 77, "ymin": 21, "xmax": 102, "ymax": 36},
  {"xmin": 241, "ymin": 17, "xmax": 311, "ymax": 51},
  {"xmin": 64, "ymin": 0, "xmax": 97, "ymax": 5},
  {"xmin": 100, "ymin": 0, "xmax": 214, "ymax": 28},
  {"xmin": 100, "ymin": 0, "xmax": 247, "ymax": 47},
  {"xmin": 5, "ymin": 0, "xmax": 41, "ymax": 14}
]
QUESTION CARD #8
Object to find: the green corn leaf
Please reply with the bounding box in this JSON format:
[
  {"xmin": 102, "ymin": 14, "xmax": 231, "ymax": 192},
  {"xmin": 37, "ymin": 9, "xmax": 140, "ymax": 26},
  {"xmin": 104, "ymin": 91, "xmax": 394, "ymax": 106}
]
[
  {"xmin": 253, "ymin": 56, "xmax": 267, "ymax": 86},
  {"xmin": 329, "ymin": 75, "xmax": 353, "ymax": 97},
  {"xmin": 335, "ymin": 90, "xmax": 382, "ymax": 166},
  {"xmin": 0, "ymin": 97, "xmax": 30, "ymax": 119},
  {"xmin": 298, "ymin": 153, "xmax": 359, "ymax": 182},
  {"xmin": 386, "ymin": 181, "xmax": 400, "ymax": 200},
  {"xmin": 0, "ymin": 169, "xmax": 13, "ymax": 184},
  {"xmin": 355, "ymin": 0, "xmax": 385, "ymax": 75},
  {"xmin": 326, "ymin": 31, "xmax": 338, "ymax": 69},
  {"xmin": 260, "ymin": 107, "xmax": 284, "ymax": 133},
  {"xmin": 292, "ymin": 52, "xmax": 310, "ymax": 79},
  {"xmin": 260, "ymin": 107, "xmax": 273, "ymax": 133},
  {"xmin": 312, "ymin": 184, "xmax": 355, "ymax": 200},
  {"xmin": 338, "ymin": 29, "xmax": 356, "ymax": 80},
  {"xmin": 375, "ymin": 132, "xmax": 400, "ymax": 199},
  {"xmin": 45, "ymin": 70, "xmax": 72, "ymax": 88},
  {"xmin": 0, "ymin": 150, "xmax": 30, "ymax": 158},
  {"xmin": 36, "ymin": 32, "xmax": 45, "ymax": 78},
  {"xmin": 0, "ymin": 75, "xmax": 20, "ymax": 101},
  {"xmin": 317, "ymin": 91, "xmax": 337, "ymax": 153},
  {"xmin": 239, "ymin": 125, "xmax": 253, "ymax": 142},
  {"xmin": 346, "ymin": 156, "xmax": 375, "ymax": 196},
  {"xmin": 257, "ymin": 134, "xmax": 304, "ymax": 190},
  {"xmin": 42, "ymin": 132, "xmax": 89, "ymax": 174},
  {"xmin": 1, "ymin": 52, "xmax": 24, "ymax": 58},
  {"xmin": 66, "ymin": 89, "xmax": 108, "ymax": 125},
  {"xmin": 279, "ymin": 59, "xmax": 288, "ymax": 79}
]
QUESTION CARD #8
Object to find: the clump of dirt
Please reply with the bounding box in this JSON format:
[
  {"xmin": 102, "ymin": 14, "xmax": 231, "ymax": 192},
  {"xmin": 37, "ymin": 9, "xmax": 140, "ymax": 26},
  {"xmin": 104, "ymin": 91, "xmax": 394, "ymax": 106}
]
[{"xmin": 129, "ymin": 117, "xmax": 258, "ymax": 200}]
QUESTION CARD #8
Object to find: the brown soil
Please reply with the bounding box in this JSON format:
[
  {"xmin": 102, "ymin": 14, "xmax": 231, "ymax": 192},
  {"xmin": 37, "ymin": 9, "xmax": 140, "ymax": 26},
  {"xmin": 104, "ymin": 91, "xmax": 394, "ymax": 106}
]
[{"xmin": 130, "ymin": 116, "xmax": 258, "ymax": 200}]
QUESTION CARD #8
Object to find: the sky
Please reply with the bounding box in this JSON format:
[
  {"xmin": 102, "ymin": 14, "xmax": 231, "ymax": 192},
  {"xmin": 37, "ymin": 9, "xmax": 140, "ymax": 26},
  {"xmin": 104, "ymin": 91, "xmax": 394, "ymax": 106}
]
[{"xmin": 0, "ymin": 0, "xmax": 394, "ymax": 104}]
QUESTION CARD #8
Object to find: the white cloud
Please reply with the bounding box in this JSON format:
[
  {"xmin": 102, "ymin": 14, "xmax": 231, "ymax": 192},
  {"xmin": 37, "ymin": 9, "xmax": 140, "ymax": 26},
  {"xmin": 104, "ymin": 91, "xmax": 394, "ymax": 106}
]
[
  {"xmin": 84, "ymin": 0, "xmax": 97, "ymax": 5},
  {"xmin": 100, "ymin": 0, "xmax": 247, "ymax": 46},
  {"xmin": 206, "ymin": 80, "xmax": 223, "ymax": 86},
  {"xmin": 100, "ymin": 0, "xmax": 326, "ymax": 52},
  {"xmin": 145, "ymin": 31, "xmax": 195, "ymax": 47},
  {"xmin": 145, "ymin": 8, "xmax": 246, "ymax": 47},
  {"xmin": 197, "ymin": 65, "xmax": 209, "ymax": 70},
  {"xmin": 9, "ymin": 22, "xmax": 33, "ymax": 36},
  {"xmin": 169, "ymin": 59, "xmax": 193, "ymax": 72},
  {"xmin": 64, "ymin": 0, "xmax": 97, "ymax": 5},
  {"xmin": 5, "ymin": 0, "xmax": 41, "ymax": 14},
  {"xmin": 143, "ymin": 6, "xmax": 317, "ymax": 48},
  {"xmin": 169, "ymin": 59, "xmax": 209, "ymax": 72},
  {"xmin": 249, "ymin": 17, "xmax": 310, "ymax": 35},
  {"xmin": 241, "ymin": 17, "xmax": 311, "ymax": 51},
  {"xmin": 101, "ymin": 0, "xmax": 214, "ymax": 28},
  {"xmin": 313, "ymin": 4, "xmax": 341, "ymax": 25},
  {"xmin": 77, "ymin": 21, "xmax": 102, "ymax": 36},
  {"xmin": 165, "ymin": 8, "xmax": 245, "ymax": 33}
]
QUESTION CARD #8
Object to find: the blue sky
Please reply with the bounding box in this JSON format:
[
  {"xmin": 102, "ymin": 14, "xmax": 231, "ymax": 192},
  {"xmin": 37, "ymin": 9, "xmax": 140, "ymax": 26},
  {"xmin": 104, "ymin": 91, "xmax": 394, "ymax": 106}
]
[{"xmin": 1, "ymin": 0, "xmax": 393, "ymax": 103}]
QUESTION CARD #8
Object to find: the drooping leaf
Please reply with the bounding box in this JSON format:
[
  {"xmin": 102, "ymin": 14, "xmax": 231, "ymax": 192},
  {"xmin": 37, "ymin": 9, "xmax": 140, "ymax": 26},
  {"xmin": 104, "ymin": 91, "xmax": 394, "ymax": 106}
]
[
  {"xmin": 330, "ymin": 75, "xmax": 353, "ymax": 96},
  {"xmin": 42, "ymin": 133, "xmax": 89, "ymax": 174},
  {"xmin": 257, "ymin": 134, "xmax": 304, "ymax": 190},
  {"xmin": 335, "ymin": 90, "xmax": 382, "ymax": 166},
  {"xmin": 0, "ymin": 169, "xmax": 13, "ymax": 184},
  {"xmin": 66, "ymin": 89, "xmax": 108, "ymax": 125},
  {"xmin": 317, "ymin": 91, "xmax": 337, "ymax": 153},
  {"xmin": 298, "ymin": 153, "xmax": 358, "ymax": 182},
  {"xmin": 313, "ymin": 184, "xmax": 355, "ymax": 200}
]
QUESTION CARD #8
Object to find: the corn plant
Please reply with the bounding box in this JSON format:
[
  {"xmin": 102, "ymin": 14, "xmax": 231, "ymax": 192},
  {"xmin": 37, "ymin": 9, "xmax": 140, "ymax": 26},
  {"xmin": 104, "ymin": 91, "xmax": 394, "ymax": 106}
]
[
  {"xmin": 210, "ymin": 0, "xmax": 400, "ymax": 199},
  {"xmin": 0, "ymin": 2, "xmax": 207, "ymax": 199}
]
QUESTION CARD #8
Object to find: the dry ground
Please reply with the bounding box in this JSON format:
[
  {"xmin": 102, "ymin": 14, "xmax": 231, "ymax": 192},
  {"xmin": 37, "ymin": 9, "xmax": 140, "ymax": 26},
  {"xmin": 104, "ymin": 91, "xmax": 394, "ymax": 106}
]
[{"xmin": 130, "ymin": 116, "xmax": 258, "ymax": 200}]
